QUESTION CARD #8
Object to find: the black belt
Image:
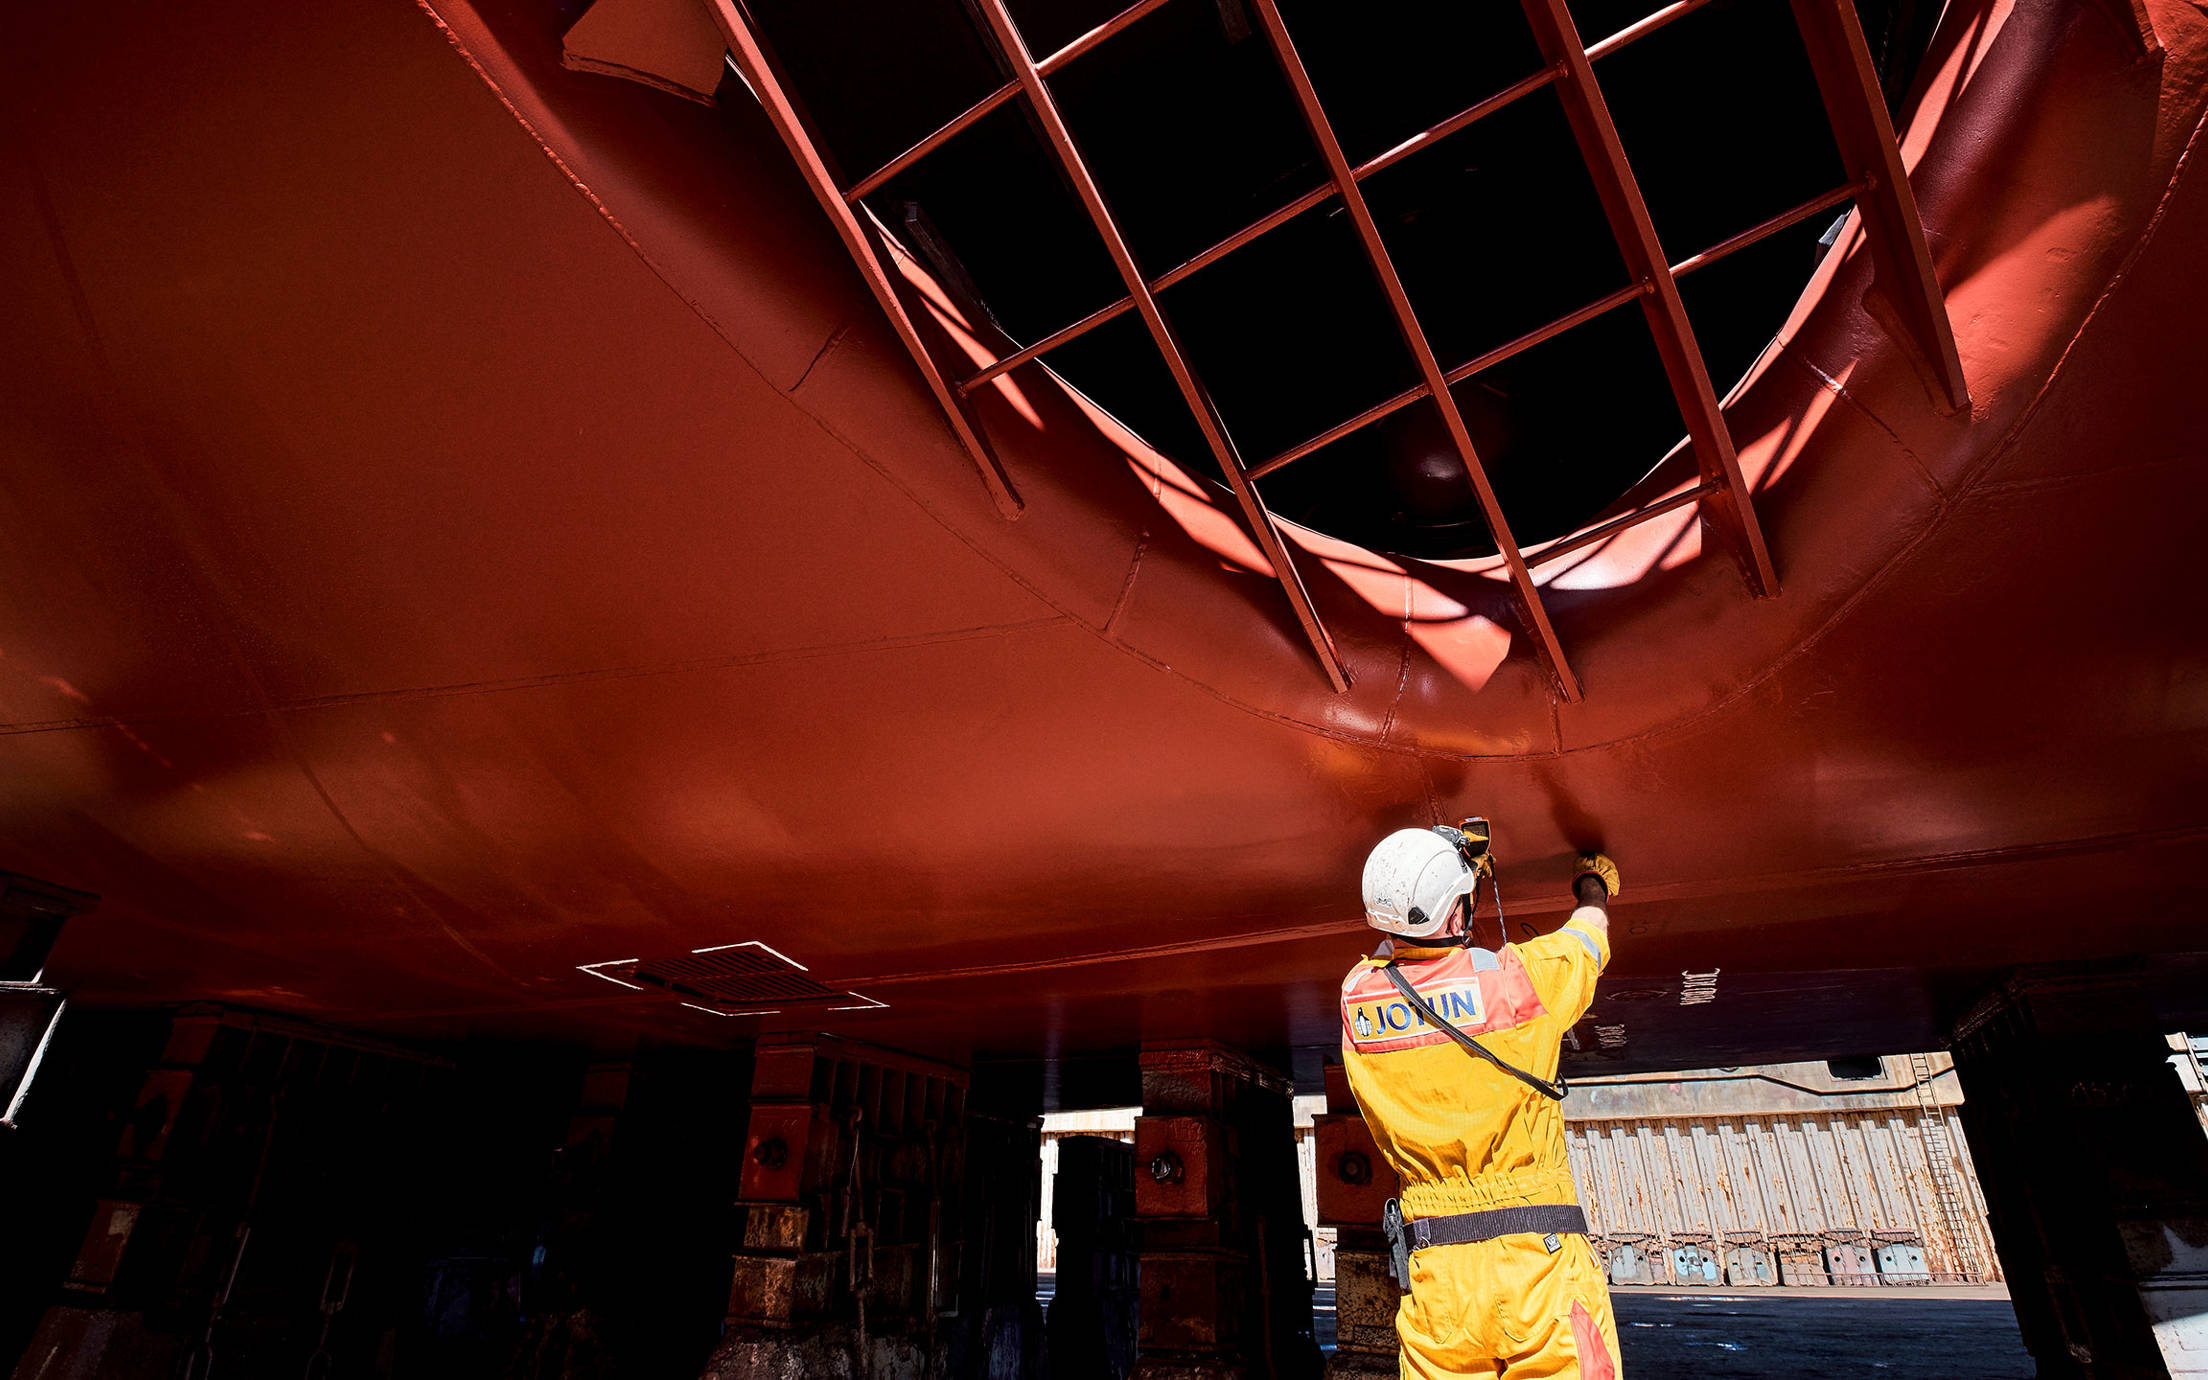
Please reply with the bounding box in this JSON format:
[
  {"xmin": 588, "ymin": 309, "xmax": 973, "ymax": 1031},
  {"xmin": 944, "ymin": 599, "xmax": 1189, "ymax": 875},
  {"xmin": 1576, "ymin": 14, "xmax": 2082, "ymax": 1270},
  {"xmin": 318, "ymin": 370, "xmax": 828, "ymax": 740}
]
[
  {"xmin": 1383, "ymin": 1200, "xmax": 1587, "ymax": 1290},
  {"xmin": 1409, "ymin": 1203, "xmax": 1588, "ymax": 1249}
]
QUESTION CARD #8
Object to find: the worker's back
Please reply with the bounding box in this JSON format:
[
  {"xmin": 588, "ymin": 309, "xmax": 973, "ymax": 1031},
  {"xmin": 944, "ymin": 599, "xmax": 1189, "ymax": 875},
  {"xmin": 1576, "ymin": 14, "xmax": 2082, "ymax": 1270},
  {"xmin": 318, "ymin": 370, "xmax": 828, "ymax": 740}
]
[
  {"xmin": 1343, "ymin": 843, "xmax": 1622, "ymax": 1378},
  {"xmin": 1339, "ymin": 925, "xmax": 1607, "ymax": 1217}
]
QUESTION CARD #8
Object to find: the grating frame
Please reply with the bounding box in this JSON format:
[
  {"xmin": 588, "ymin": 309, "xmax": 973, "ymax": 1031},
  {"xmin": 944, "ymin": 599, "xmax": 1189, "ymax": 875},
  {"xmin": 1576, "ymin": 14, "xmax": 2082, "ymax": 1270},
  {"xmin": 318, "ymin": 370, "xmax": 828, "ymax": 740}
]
[{"xmin": 703, "ymin": 0, "xmax": 1970, "ymax": 699}]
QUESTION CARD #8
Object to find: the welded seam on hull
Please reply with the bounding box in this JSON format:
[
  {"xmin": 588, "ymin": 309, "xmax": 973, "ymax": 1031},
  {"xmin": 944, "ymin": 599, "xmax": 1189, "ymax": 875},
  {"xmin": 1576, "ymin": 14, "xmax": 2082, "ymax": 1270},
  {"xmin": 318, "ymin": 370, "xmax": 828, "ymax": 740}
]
[
  {"xmin": 0, "ymin": 617, "xmax": 1070, "ymax": 735},
  {"xmin": 777, "ymin": 90, "xmax": 2208, "ymax": 766},
  {"xmin": 792, "ymin": 319, "xmax": 854, "ymax": 392},
  {"xmin": 1377, "ymin": 572, "xmax": 1414, "ymax": 743},
  {"xmin": 1957, "ymin": 92, "xmax": 2208, "ymax": 497},
  {"xmin": 409, "ymin": 0, "xmax": 2208, "ymax": 765},
  {"xmin": 414, "ymin": 0, "xmax": 836, "ymax": 397},
  {"xmin": 324, "ymin": 817, "xmax": 2208, "ymax": 1024},
  {"xmin": 265, "ymin": 711, "xmax": 536, "ymax": 988},
  {"xmin": 1416, "ymin": 755, "xmax": 1445, "ymax": 828},
  {"xmin": 1102, "ymin": 528, "xmax": 1149, "ymax": 637},
  {"xmin": 1969, "ymin": 451, "xmax": 2200, "ymax": 496},
  {"xmin": 17, "ymin": 141, "xmax": 535, "ymax": 991},
  {"xmin": 415, "ymin": 0, "xmax": 651, "ymax": 262},
  {"xmin": 835, "ymin": 818, "xmax": 2208, "ymax": 987},
  {"xmin": 1376, "ymin": 636, "xmax": 1412, "ymax": 743},
  {"xmin": 1795, "ymin": 355, "xmax": 1946, "ymax": 504}
]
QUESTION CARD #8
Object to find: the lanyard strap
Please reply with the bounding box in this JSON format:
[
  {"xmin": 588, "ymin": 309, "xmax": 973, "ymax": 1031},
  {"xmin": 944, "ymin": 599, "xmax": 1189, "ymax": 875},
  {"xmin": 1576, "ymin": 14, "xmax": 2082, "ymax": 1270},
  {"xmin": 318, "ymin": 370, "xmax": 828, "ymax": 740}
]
[{"xmin": 1380, "ymin": 960, "xmax": 1568, "ymax": 1101}]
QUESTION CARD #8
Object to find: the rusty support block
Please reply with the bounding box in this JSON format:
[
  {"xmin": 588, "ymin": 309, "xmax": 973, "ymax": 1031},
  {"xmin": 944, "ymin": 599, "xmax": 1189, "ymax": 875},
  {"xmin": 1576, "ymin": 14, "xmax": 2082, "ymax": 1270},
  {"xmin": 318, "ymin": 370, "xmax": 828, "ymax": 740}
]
[
  {"xmin": 1131, "ymin": 1042, "xmax": 1316, "ymax": 1380},
  {"xmin": 1949, "ymin": 970, "xmax": 2208, "ymax": 1378},
  {"xmin": 1312, "ymin": 1116, "xmax": 1396, "ymax": 1230},
  {"xmin": 563, "ymin": 1059, "xmax": 630, "ymax": 1155},
  {"xmin": 1134, "ymin": 1115, "xmax": 1229, "ymax": 1221},
  {"xmin": 1325, "ymin": 1247, "xmax": 1401, "ymax": 1375},
  {"xmin": 1316, "ymin": 1063, "xmax": 1399, "ymax": 1374},
  {"xmin": 726, "ymin": 1252, "xmax": 840, "ymax": 1329},
  {"xmin": 722, "ymin": 1034, "xmax": 970, "ymax": 1345},
  {"xmin": 1050, "ymin": 1134, "xmax": 1140, "ymax": 1380}
]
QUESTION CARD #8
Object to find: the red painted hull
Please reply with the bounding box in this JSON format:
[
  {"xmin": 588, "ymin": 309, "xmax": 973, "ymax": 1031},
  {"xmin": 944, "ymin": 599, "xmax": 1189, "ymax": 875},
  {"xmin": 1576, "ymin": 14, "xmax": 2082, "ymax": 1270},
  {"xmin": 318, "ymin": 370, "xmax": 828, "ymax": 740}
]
[{"xmin": 2, "ymin": 0, "xmax": 2203, "ymax": 1074}]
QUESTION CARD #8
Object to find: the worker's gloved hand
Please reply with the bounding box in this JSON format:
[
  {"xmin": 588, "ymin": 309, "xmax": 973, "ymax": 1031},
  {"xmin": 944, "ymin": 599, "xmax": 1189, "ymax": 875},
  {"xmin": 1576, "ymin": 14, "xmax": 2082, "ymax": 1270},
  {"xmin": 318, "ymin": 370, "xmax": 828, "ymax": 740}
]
[{"xmin": 1573, "ymin": 851, "xmax": 1621, "ymax": 900}]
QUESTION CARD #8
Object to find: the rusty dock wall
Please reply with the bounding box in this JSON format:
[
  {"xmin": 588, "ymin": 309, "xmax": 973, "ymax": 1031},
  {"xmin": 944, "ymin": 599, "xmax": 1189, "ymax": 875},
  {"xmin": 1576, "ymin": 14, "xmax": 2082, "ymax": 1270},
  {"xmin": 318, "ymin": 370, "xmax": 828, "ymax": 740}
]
[
  {"xmin": 1556, "ymin": 1053, "xmax": 1999, "ymax": 1285},
  {"xmin": 1042, "ymin": 1041, "xmax": 2208, "ymax": 1287},
  {"xmin": 1040, "ymin": 1053, "xmax": 2009, "ymax": 1285}
]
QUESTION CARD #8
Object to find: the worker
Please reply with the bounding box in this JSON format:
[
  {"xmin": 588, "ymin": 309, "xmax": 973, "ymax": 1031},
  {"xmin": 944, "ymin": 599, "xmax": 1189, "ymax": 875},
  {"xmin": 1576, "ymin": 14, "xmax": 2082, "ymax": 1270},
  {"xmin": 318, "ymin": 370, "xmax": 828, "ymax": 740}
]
[{"xmin": 1340, "ymin": 823, "xmax": 1622, "ymax": 1379}]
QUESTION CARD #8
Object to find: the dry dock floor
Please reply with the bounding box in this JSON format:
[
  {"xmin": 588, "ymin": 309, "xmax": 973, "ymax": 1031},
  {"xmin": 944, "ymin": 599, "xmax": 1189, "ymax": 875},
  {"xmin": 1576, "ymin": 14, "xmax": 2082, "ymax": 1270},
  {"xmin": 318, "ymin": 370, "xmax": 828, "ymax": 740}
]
[
  {"xmin": 1608, "ymin": 1287, "xmax": 2030, "ymax": 1377},
  {"xmin": 1306, "ymin": 1283, "xmax": 2034, "ymax": 1377}
]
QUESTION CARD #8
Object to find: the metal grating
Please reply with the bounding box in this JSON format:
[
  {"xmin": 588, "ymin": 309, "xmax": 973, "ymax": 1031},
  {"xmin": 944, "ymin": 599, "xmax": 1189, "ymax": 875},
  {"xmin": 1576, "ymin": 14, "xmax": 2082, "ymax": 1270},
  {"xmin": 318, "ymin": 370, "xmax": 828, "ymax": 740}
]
[
  {"xmin": 701, "ymin": 0, "xmax": 1968, "ymax": 699},
  {"xmin": 578, "ymin": 942, "xmax": 885, "ymax": 1015}
]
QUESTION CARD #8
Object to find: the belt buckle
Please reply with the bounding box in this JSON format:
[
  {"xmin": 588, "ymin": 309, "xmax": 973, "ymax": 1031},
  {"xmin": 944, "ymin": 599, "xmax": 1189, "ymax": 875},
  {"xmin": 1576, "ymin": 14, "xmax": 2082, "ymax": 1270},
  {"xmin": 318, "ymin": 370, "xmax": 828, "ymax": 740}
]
[{"xmin": 1383, "ymin": 1199, "xmax": 1411, "ymax": 1294}]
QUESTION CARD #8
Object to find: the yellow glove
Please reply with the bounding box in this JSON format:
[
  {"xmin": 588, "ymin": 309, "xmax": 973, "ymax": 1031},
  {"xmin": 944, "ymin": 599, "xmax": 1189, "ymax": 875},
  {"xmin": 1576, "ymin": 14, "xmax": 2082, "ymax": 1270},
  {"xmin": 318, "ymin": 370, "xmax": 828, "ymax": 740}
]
[{"xmin": 1574, "ymin": 851, "xmax": 1620, "ymax": 899}]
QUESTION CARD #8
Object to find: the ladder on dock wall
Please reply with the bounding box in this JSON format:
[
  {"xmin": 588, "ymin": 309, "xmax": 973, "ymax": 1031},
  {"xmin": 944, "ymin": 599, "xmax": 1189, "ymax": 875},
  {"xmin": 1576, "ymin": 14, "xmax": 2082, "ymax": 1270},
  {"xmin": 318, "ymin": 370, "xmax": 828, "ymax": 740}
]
[{"xmin": 1907, "ymin": 1051, "xmax": 1984, "ymax": 1280}]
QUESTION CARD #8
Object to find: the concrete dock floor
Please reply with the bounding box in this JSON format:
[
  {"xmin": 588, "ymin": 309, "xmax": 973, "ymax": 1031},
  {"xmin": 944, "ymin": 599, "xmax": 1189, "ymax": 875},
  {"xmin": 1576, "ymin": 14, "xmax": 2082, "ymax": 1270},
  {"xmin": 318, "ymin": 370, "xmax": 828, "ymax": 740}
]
[
  {"xmin": 1037, "ymin": 1276, "xmax": 2034, "ymax": 1376},
  {"xmin": 1305, "ymin": 1284, "xmax": 2034, "ymax": 1377},
  {"xmin": 1608, "ymin": 1290, "xmax": 2032, "ymax": 1377}
]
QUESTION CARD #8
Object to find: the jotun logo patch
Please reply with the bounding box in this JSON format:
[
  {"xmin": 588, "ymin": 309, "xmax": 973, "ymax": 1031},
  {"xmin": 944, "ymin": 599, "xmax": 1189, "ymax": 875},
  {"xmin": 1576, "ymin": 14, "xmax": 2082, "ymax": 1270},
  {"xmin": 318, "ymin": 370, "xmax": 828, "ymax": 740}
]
[{"xmin": 1344, "ymin": 979, "xmax": 1485, "ymax": 1051}]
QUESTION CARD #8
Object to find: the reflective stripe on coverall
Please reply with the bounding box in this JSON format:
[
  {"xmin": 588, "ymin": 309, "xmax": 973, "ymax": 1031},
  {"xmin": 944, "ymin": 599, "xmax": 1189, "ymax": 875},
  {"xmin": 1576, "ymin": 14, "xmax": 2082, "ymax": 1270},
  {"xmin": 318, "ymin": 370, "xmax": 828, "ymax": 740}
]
[{"xmin": 1341, "ymin": 924, "xmax": 1619, "ymax": 1379}]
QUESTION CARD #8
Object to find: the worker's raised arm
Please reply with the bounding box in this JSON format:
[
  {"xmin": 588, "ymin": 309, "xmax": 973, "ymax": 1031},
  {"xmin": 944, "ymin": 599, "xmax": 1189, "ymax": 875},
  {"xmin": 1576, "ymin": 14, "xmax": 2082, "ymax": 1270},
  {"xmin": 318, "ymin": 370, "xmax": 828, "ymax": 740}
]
[
  {"xmin": 1569, "ymin": 851, "xmax": 1618, "ymax": 946},
  {"xmin": 1512, "ymin": 852, "xmax": 1618, "ymax": 1027}
]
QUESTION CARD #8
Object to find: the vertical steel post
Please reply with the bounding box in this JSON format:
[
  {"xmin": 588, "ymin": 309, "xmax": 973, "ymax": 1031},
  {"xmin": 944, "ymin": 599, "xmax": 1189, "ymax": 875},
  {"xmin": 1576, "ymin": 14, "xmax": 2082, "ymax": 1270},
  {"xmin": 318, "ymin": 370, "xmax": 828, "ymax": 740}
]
[
  {"xmin": 1248, "ymin": 0, "xmax": 1581, "ymax": 700},
  {"xmin": 967, "ymin": 0, "xmax": 1353, "ymax": 692},
  {"xmin": 699, "ymin": 0, "xmax": 1025, "ymax": 519},
  {"xmin": 1788, "ymin": 0, "xmax": 1972, "ymax": 411},
  {"xmin": 1518, "ymin": 0, "xmax": 1781, "ymax": 599}
]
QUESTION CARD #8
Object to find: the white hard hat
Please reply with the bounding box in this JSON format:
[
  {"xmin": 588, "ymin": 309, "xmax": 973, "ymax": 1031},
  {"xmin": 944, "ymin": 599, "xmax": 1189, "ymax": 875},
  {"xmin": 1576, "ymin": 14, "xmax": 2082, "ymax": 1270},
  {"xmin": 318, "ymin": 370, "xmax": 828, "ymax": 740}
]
[{"xmin": 1362, "ymin": 828, "xmax": 1478, "ymax": 941}]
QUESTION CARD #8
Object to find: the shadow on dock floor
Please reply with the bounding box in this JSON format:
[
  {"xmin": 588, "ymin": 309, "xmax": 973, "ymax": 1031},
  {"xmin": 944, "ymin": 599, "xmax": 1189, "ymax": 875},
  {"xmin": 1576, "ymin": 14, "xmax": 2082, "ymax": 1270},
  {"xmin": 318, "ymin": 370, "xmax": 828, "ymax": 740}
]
[
  {"xmin": 1606, "ymin": 1291, "xmax": 2033, "ymax": 1377},
  {"xmin": 1042, "ymin": 1276, "xmax": 2035, "ymax": 1377}
]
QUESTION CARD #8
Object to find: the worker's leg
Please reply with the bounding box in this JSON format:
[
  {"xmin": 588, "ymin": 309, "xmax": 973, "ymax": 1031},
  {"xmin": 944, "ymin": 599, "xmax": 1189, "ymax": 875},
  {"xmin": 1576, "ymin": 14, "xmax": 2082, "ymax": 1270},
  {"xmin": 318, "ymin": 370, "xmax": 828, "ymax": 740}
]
[
  {"xmin": 1396, "ymin": 1244, "xmax": 1500, "ymax": 1380},
  {"xmin": 1490, "ymin": 1234, "xmax": 1621, "ymax": 1379}
]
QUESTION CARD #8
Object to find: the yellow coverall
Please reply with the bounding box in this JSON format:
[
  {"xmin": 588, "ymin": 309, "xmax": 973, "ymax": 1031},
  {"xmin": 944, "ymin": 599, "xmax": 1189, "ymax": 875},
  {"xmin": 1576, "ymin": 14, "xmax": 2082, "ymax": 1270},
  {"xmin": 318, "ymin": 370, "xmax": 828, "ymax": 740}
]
[{"xmin": 1340, "ymin": 923, "xmax": 1619, "ymax": 1379}]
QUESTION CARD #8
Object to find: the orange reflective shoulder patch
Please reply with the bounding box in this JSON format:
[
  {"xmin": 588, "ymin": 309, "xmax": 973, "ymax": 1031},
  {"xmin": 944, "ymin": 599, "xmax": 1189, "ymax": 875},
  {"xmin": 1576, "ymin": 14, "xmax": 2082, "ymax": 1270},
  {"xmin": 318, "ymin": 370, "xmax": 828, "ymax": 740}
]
[{"xmin": 1340, "ymin": 948, "xmax": 1546, "ymax": 1054}]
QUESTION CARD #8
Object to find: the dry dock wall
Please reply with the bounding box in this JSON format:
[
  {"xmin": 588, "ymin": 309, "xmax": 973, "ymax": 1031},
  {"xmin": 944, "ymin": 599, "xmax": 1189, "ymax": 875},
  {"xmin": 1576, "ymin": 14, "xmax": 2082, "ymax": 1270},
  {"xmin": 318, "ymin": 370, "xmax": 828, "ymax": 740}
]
[{"xmin": 1039, "ymin": 1051, "xmax": 2087, "ymax": 1287}]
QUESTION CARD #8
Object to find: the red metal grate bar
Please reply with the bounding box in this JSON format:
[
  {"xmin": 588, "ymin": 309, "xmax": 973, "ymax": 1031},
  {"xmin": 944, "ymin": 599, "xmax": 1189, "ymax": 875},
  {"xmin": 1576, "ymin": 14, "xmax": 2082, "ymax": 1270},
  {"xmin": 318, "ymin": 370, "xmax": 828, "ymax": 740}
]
[
  {"xmin": 945, "ymin": 0, "xmax": 1752, "ymax": 397},
  {"xmin": 1249, "ymin": 279, "xmax": 1652, "ymax": 480},
  {"xmin": 962, "ymin": 179, "xmax": 1336, "ymax": 392},
  {"xmin": 1527, "ymin": 481, "xmax": 1715, "ymax": 568},
  {"xmin": 1248, "ymin": 179, "xmax": 1856, "ymax": 480},
  {"xmin": 1250, "ymin": 0, "xmax": 1580, "ymax": 699},
  {"xmin": 1670, "ymin": 179, "xmax": 1865, "ymax": 276},
  {"xmin": 958, "ymin": 65, "xmax": 1562, "ymax": 395},
  {"xmin": 716, "ymin": 0, "xmax": 1955, "ymax": 687},
  {"xmin": 1584, "ymin": 0, "xmax": 1725, "ymax": 59},
  {"xmin": 1786, "ymin": 0, "xmax": 1970, "ymax": 410},
  {"xmin": 968, "ymin": 0, "xmax": 1353, "ymax": 691},
  {"xmin": 702, "ymin": 0, "xmax": 1024, "ymax": 519},
  {"xmin": 947, "ymin": 0, "xmax": 1781, "ymax": 400},
  {"xmin": 844, "ymin": 87, "xmax": 1016, "ymax": 203},
  {"xmin": 843, "ymin": 0, "xmax": 1180, "ymax": 201},
  {"xmin": 1518, "ymin": 0, "xmax": 1780, "ymax": 598}
]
